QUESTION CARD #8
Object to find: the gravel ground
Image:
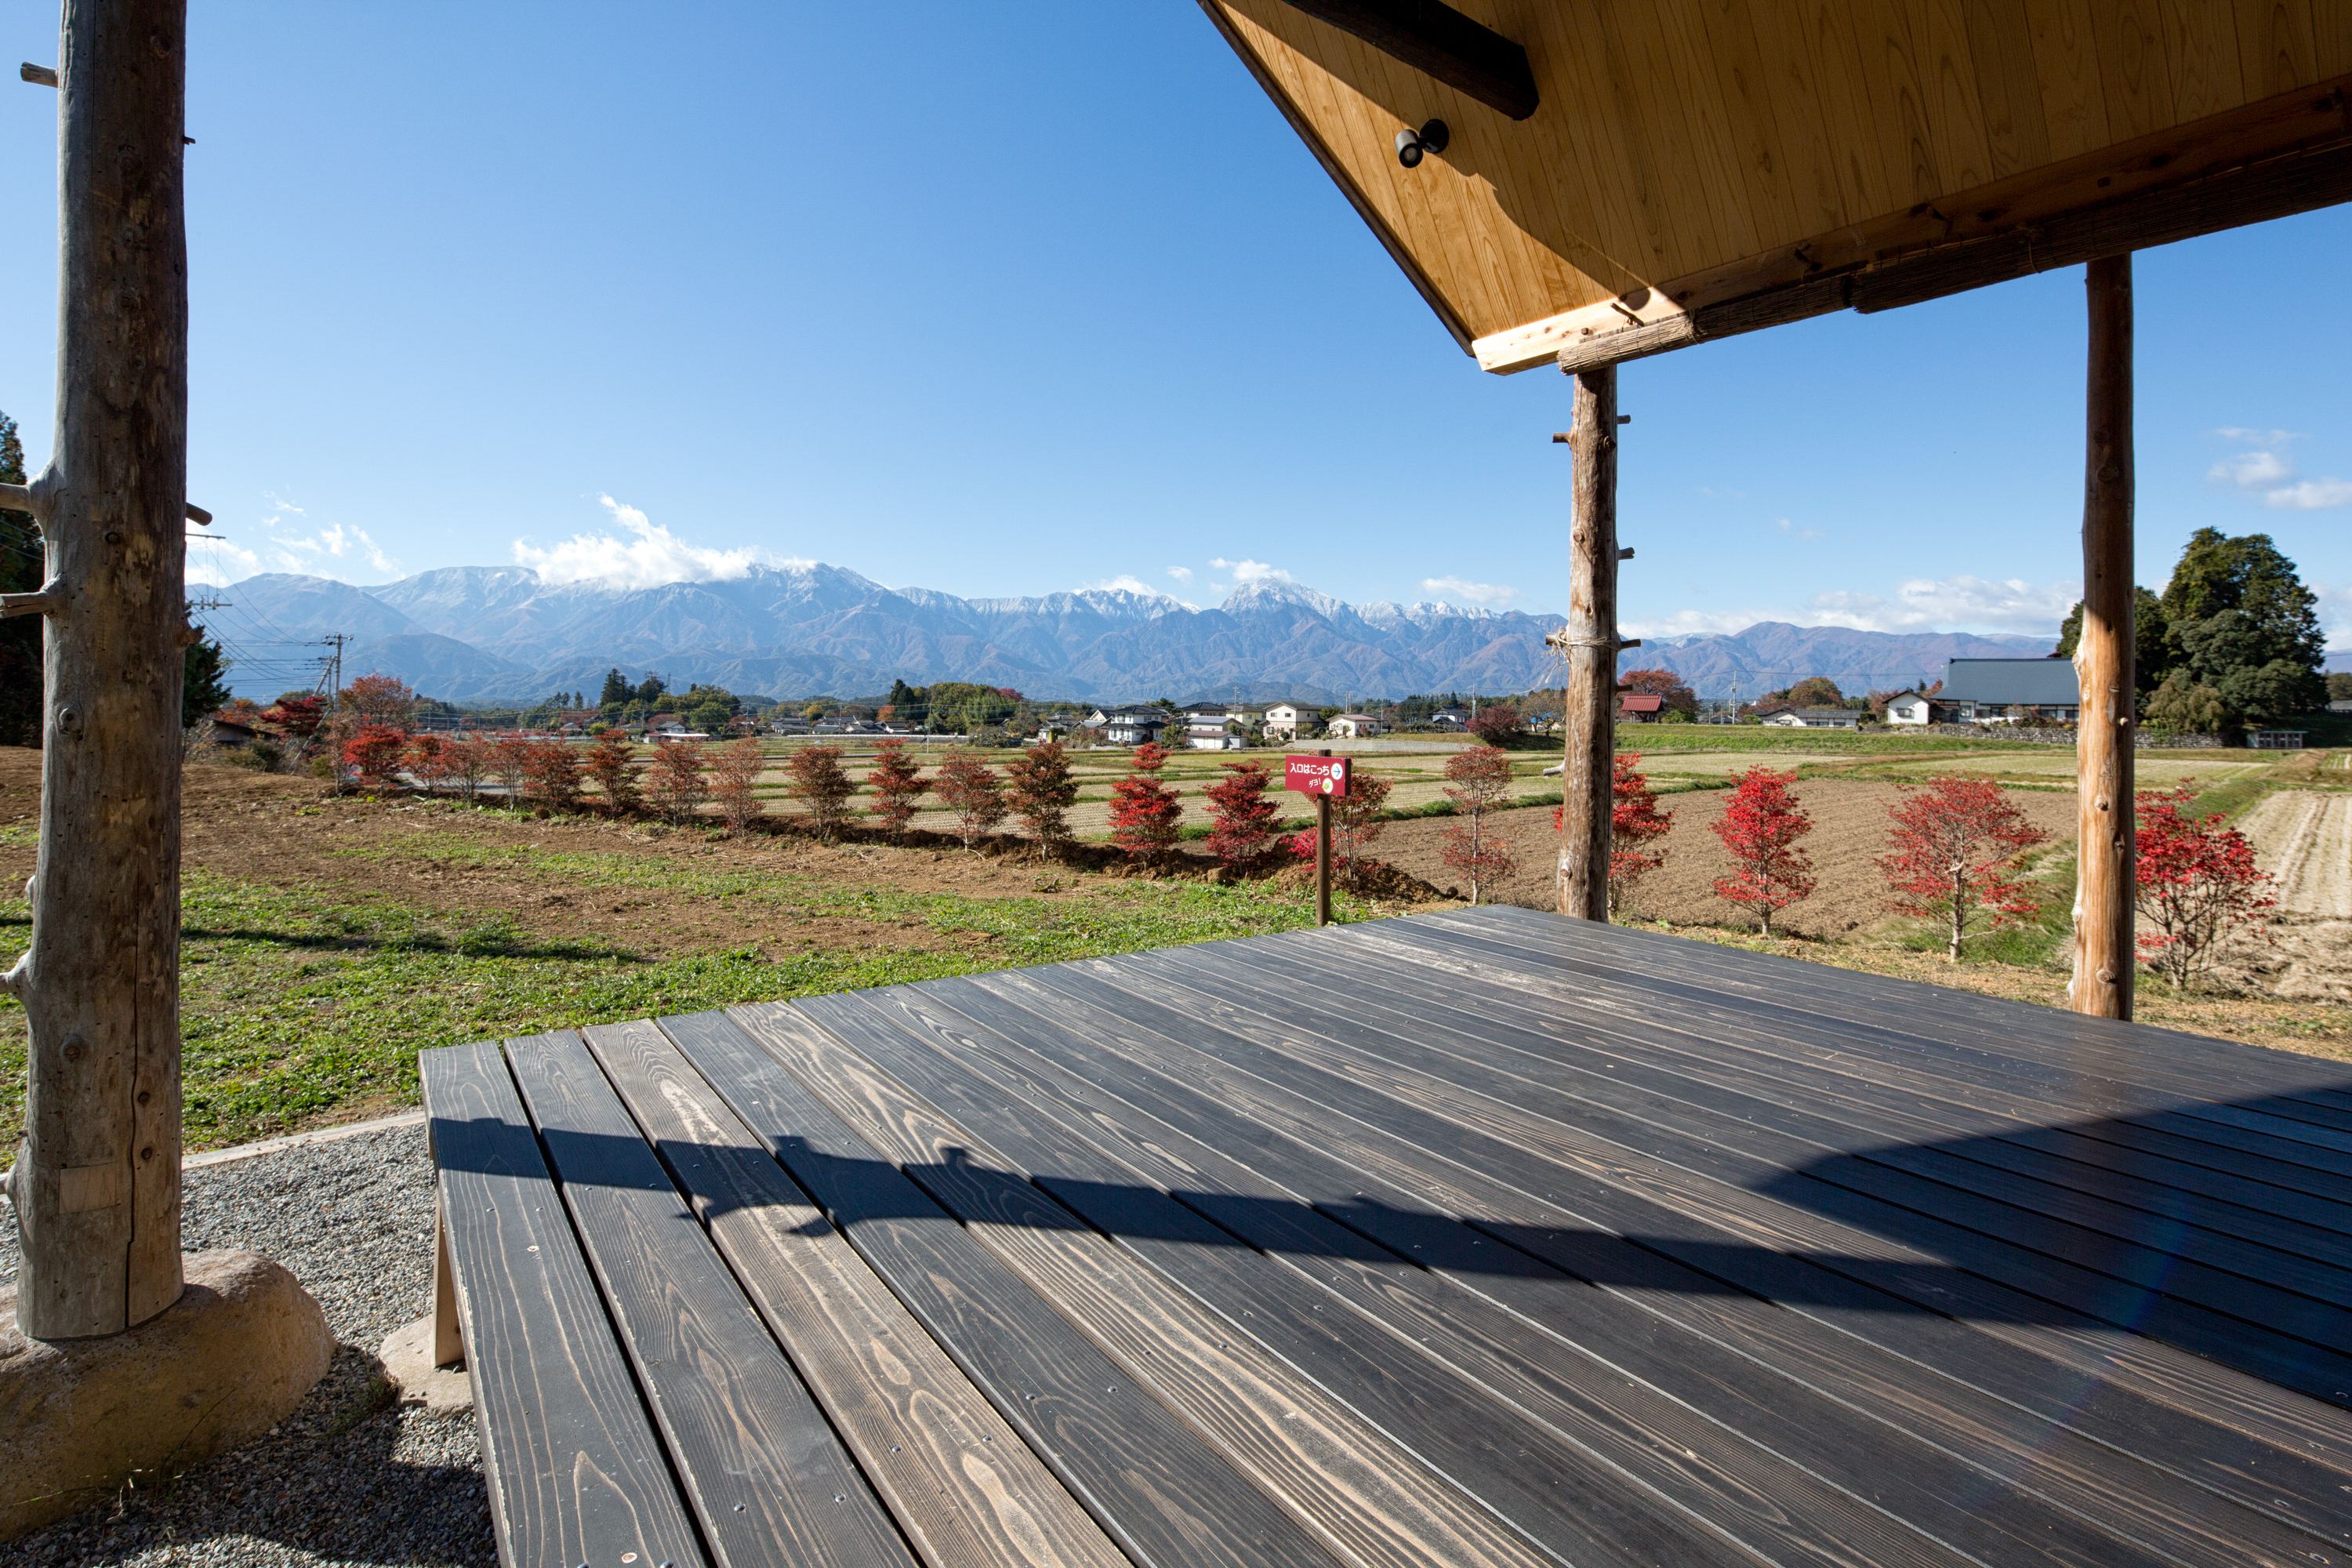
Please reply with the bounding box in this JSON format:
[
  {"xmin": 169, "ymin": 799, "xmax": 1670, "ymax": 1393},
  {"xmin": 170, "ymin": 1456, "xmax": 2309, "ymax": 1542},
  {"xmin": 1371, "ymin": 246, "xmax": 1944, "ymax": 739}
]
[{"xmin": 0, "ymin": 1126, "xmax": 495, "ymax": 1566}]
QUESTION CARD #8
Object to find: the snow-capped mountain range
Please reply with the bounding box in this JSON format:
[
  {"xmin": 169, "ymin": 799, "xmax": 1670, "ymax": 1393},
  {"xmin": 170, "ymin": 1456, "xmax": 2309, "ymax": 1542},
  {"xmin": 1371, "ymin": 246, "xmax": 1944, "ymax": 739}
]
[{"xmin": 212, "ymin": 563, "xmax": 2051, "ymax": 705}]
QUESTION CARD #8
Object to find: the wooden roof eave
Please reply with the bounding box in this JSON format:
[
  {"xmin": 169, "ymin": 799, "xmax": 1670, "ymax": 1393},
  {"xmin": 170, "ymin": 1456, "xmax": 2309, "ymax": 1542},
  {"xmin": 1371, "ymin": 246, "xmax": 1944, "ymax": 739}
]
[
  {"xmin": 1500, "ymin": 74, "xmax": 2352, "ymax": 376},
  {"xmin": 1196, "ymin": 0, "xmax": 1478, "ymax": 355}
]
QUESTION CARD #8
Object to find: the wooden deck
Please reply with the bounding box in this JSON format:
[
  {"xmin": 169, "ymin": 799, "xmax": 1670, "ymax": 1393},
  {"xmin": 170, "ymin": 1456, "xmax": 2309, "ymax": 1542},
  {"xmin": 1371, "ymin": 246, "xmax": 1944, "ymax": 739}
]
[{"xmin": 425, "ymin": 906, "xmax": 2352, "ymax": 1568}]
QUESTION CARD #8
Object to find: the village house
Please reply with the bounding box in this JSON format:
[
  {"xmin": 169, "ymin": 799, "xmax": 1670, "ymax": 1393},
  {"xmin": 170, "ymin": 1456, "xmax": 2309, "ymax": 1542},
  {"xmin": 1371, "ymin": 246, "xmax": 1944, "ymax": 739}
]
[
  {"xmin": 1884, "ymin": 691, "xmax": 1936, "ymax": 725},
  {"xmin": 1755, "ymin": 705, "xmax": 1861, "ymax": 729},
  {"xmin": 1617, "ymin": 692, "xmax": 1666, "ymax": 724},
  {"xmin": 1261, "ymin": 701, "xmax": 1316, "ymax": 740},
  {"xmin": 1324, "ymin": 712, "xmax": 1381, "ymax": 739},
  {"xmin": 1095, "ymin": 708, "xmax": 1166, "ymax": 746},
  {"xmin": 1934, "ymin": 659, "xmax": 2082, "ymax": 723},
  {"xmin": 1428, "ymin": 706, "xmax": 1471, "ymax": 729}
]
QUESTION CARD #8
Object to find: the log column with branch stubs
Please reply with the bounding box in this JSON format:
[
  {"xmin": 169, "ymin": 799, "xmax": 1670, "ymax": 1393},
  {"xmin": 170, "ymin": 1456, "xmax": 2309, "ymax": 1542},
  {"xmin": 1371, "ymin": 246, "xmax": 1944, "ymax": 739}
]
[
  {"xmin": 5, "ymin": 0, "xmax": 193, "ymax": 1339},
  {"xmin": 1548, "ymin": 368, "xmax": 1637, "ymax": 920},
  {"xmin": 2070, "ymin": 254, "xmax": 2136, "ymax": 1021}
]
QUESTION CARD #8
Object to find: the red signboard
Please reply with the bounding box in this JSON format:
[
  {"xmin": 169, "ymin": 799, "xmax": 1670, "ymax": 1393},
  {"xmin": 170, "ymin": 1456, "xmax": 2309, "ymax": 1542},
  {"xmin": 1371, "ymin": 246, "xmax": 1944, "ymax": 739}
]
[{"xmin": 1283, "ymin": 754, "xmax": 1350, "ymax": 797}]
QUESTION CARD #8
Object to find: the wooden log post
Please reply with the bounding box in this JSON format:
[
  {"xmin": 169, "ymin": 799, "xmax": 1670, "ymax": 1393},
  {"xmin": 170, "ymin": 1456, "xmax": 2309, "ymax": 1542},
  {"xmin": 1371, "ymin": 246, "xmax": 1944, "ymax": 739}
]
[
  {"xmin": 2069, "ymin": 254, "xmax": 2136, "ymax": 1021},
  {"xmin": 5, "ymin": 0, "xmax": 191, "ymax": 1338},
  {"xmin": 1552, "ymin": 365, "xmax": 1619, "ymax": 920}
]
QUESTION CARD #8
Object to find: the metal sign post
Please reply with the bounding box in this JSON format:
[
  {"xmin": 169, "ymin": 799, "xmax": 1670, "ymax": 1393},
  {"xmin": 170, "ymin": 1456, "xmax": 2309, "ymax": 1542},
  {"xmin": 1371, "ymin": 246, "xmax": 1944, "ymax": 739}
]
[{"xmin": 1283, "ymin": 750, "xmax": 1351, "ymax": 926}]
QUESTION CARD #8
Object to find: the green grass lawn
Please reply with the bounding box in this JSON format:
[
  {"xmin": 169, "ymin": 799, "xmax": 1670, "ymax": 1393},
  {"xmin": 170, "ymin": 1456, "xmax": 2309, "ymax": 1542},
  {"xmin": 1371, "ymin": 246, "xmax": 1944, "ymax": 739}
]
[{"xmin": 0, "ymin": 858, "xmax": 1369, "ymax": 1153}]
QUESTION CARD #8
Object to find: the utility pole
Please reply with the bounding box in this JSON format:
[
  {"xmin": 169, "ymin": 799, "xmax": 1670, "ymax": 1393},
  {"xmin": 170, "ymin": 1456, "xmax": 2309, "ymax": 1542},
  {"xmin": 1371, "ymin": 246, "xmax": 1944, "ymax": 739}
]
[{"xmin": 321, "ymin": 633, "xmax": 349, "ymax": 717}]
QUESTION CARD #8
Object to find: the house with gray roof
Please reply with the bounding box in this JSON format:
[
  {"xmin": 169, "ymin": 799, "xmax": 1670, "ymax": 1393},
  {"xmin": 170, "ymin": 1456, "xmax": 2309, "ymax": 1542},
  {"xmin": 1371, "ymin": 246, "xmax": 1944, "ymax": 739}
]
[{"xmin": 1934, "ymin": 659, "xmax": 2081, "ymax": 723}]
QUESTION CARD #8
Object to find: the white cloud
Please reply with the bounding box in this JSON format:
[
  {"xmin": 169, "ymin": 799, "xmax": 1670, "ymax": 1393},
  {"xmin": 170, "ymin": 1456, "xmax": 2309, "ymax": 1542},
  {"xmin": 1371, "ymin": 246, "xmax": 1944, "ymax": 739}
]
[
  {"xmin": 243, "ymin": 499, "xmax": 403, "ymax": 579},
  {"xmin": 1774, "ymin": 517, "xmax": 1824, "ymax": 541},
  {"xmin": 512, "ymin": 495, "xmax": 803, "ymax": 590},
  {"xmin": 1419, "ymin": 575, "xmax": 1523, "ymax": 607},
  {"xmin": 1207, "ymin": 557, "xmax": 1290, "ymax": 585},
  {"xmin": 2215, "ymin": 426, "xmax": 2302, "ymax": 445},
  {"xmin": 185, "ymin": 537, "xmax": 261, "ymax": 587},
  {"xmin": 1621, "ymin": 607, "xmax": 1784, "ymax": 638},
  {"xmin": 2209, "ymin": 450, "xmax": 2294, "ymax": 488},
  {"xmin": 2264, "ymin": 477, "xmax": 2352, "ymax": 510},
  {"xmin": 1167, "ymin": 566, "xmax": 1193, "ymax": 584},
  {"xmin": 1622, "ymin": 575, "xmax": 2078, "ymax": 640},
  {"xmin": 1088, "ymin": 574, "xmax": 1156, "ymax": 595}
]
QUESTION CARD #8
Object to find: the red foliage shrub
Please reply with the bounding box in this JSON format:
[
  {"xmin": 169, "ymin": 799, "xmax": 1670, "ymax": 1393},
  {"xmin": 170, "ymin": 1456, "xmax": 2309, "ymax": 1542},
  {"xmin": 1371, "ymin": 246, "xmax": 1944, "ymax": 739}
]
[
  {"xmin": 865, "ymin": 739, "xmax": 929, "ymax": 838},
  {"xmin": 1004, "ymin": 740, "xmax": 1079, "ymax": 850},
  {"xmin": 1466, "ymin": 704, "xmax": 1523, "ymax": 746},
  {"xmin": 645, "ymin": 739, "xmax": 710, "ymax": 825},
  {"xmin": 1877, "ymin": 775, "xmax": 2049, "ymax": 961},
  {"xmin": 715, "ymin": 739, "xmax": 773, "ymax": 833},
  {"xmin": 783, "ymin": 743, "xmax": 856, "ymax": 837},
  {"xmin": 1440, "ymin": 746, "xmax": 1518, "ymax": 904},
  {"xmin": 1709, "ymin": 768, "xmax": 1815, "ymax": 935},
  {"xmin": 1204, "ymin": 760, "xmax": 1279, "ymax": 866},
  {"xmin": 935, "ymin": 750, "xmax": 1007, "ymax": 848},
  {"xmin": 340, "ymin": 724, "xmax": 408, "ymax": 787},
  {"xmin": 1109, "ymin": 742, "xmax": 1183, "ymax": 858},
  {"xmin": 521, "ymin": 739, "xmax": 583, "ymax": 809},
  {"xmin": 584, "ymin": 728, "xmax": 639, "ymax": 815},
  {"xmin": 1608, "ymin": 753, "xmax": 1671, "ymax": 917},
  {"xmin": 263, "ymin": 691, "xmax": 326, "ymax": 737},
  {"xmin": 2133, "ymin": 786, "xmax": 2278, "ymax": 989}
]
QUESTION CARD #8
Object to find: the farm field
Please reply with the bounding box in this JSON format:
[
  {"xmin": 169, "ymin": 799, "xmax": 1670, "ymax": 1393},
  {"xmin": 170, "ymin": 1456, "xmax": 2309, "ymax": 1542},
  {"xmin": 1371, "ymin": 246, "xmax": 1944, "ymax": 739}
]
[{"xmin": 3, "ymin": 735, "xmax": 2343, "ymax": 1154}]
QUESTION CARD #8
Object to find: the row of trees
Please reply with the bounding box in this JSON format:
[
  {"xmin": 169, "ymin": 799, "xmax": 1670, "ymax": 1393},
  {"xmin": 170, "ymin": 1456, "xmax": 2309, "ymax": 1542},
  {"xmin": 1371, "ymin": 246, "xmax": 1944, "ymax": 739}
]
[{"xmin": 1665, "ymin": 764, "xmax": 2273, "ymax": 986}]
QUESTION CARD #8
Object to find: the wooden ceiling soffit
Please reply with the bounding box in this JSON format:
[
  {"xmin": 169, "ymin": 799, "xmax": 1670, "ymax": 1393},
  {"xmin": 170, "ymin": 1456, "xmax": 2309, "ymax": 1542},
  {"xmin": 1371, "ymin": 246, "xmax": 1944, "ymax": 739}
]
[
  {"xmin": 1269, "ymin": 0, "xmax": 1537, "ymax": 120},
  {"xmin": 1517, "ymin": 78, "xmax": 2352, "ymax": 376}
]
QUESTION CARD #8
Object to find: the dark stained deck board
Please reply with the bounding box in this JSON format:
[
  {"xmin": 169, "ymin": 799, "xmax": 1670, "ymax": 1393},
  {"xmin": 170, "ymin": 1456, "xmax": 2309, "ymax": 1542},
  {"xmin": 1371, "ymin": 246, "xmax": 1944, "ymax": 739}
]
[
  {"xmin": 662, "ymin": 1005, "xmax": 1511, "ymax": 1568},
  {"xmin": 430, "ymin": 906, "xmax": 2352, "ymax": 1568},
  {"xmin": 723, "ymin": 998, "xmax": 1585, "ymax": 1568},
  {"xmin": 1183, "ymin": 934, "xmax": 2352, "ymax": 1283},
  {"xmin": 1450, "ymin": 905, "xmax": 2352, "ymax": 1112},
  {"xmin": 1199, "ymin": 927, "xmax": 2352, "ymax": 1264},
  {"xmin": 921, "ymin": 967, "xmax": 2352, "ymax": 1566},
  {"xmin": 793, "ymin": 988, "xmax": 1868, "ymax": 1568},
  {"xmin": 499, "ymin": 1029, "xmax": 920, "ymax": 1568},
  {"xmin": 851, "ymin": 977, "xmax": 2218, "ymax": 1568},
  {"xmin": 1080, "ymin": 942, "xmax": 2352, "ymax": 1403},
  {"xmin": 1351, "ymin": 919, "xmax": 2352, "ymax": 1188},
  {"xmin": 606, "ymin": 1014, "xmax": 1327, "ymax": 1568},
  {"xmin": 420, "ymin": 1040, "xmax": 710, "ymax": 1568},
  {"xmin": 1010, "ymin": 948, "xmax": 2352, "ymax": 1497}
]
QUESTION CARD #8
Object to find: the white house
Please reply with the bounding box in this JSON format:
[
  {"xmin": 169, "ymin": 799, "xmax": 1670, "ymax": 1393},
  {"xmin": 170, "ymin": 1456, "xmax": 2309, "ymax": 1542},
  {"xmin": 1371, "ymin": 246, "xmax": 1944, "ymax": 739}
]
[
  {"xmin": 1262, "ymin": 702, "xmax": 1316, "ymax": 740},
  {"xmin": 1326, "ymin": 713, "xmax": 1382, "ymax": 738},
  {"xmin": 1884, "ymin": 692, "xmax": 1935, "ymax": 725}
]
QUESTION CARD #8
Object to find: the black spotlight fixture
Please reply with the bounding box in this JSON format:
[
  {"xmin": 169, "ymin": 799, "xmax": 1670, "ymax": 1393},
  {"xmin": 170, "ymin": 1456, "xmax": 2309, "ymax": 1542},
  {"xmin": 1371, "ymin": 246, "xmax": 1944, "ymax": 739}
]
[{"xmin": 1394, "ymin": 118, "xmax": 1450, "ymax": 169}]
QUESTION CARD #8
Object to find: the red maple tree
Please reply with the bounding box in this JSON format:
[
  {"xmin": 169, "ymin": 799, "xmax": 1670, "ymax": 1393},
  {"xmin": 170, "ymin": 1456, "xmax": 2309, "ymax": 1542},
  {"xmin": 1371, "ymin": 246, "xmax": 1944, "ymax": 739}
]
[
  {"xmin": 521, "ymin": 739, "xmax": 583, "ymax": 810},
  {"xmin": 935, "ymin": 749, "xmax": 1007, "ymax": 849},
  {"xmin": 1004, "ymin": 740, "xmax": 1080, "ymax": 852},
  {"xmin": 584, "ymin": 728, "xmax": 639, "ymax": 816},
  {"xmin": 1440, "ymin": 746, "xmax": 1518, "ymax": 904},
  {"xmin": 645, "ymin": 739, "xmax": 710, "ymax": 824},
  {"xmin": 864, "ymin": 739, "xmax": 929, "ymax": 839},
  {"xmin": 1709, "ymin": 768, "xmax": 1815, "ymax": 935},
  {"xmin": 715, "ymin": 738, "xmax": 775, "ymax": 833},
  {"xmin": 1204, "ymin": 760, "xmax": 1280, "ymax": 866},
  {"xmin": 1608, "ymin": 753, "xmax": 1671, "ymax": 916},
  {"xmin": 1877, "ymin": 775, "xmax": 2049, "ymax": 961},
  {"xmin": 340, "ymin": 724, "xmax": 408, "ymax": 788},
  {"xmin": 2134, "ymin": 785, "xmax": 2278, "ymax": 989},
  {"xmin": 1109, "ymin": 742, "xmax": 1184, "ymax": 858}
]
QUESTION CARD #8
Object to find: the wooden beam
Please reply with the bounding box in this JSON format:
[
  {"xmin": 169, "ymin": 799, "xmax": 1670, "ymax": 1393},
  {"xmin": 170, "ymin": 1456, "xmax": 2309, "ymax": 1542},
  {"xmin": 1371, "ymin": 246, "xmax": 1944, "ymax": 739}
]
[
  {"xmin": 1553, "ymin": 365, "xmax": 1616, "ymax": 922},
  {"xmin": 1537, "ymin": 78, "xmax": 2352, "ymax": 375},
  {"xmin": 9, "ymin": 0, "xmax": 189, "ymax": 1339},
  {"xmin": 1272, "ymin": 0, "xmax": 1537, "ymax": 120},
  {"xmin": 2070, "ymin": 255, "xmax": 2135, "ymax": 1022}
]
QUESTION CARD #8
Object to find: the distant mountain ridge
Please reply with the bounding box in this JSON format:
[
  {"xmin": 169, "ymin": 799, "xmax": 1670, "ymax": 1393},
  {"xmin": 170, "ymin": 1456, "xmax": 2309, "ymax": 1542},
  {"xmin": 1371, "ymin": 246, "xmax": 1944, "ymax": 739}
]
[{"xmin": 212, "ymin": 564, "xmax": 2053, "ymax": 705}]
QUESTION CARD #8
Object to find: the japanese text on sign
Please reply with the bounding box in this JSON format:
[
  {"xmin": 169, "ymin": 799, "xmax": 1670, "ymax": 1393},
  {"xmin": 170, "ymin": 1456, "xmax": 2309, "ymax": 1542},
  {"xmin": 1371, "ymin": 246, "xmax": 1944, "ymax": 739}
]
[{"xmin": 1283, "ymin": 755, "xmax": 1350, "ymax": 797}]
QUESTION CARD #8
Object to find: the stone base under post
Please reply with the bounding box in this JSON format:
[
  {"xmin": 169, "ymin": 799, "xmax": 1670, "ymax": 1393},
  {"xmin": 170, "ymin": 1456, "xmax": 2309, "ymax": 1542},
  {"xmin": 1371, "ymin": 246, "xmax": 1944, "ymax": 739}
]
[{"xmin": 0, "ymin": 1249, "xmax": 334, "ymax": 1542}]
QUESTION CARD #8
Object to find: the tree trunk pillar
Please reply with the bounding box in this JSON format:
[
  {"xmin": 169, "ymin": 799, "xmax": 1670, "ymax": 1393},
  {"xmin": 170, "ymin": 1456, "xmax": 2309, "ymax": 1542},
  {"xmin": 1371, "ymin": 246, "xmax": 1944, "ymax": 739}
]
[
  {"xmin": 8, "ymin": 0, "xmax": 191, "ymax": 1338},
  {"xmin": 1555, "ymin": 365, "xmax": 1618, "ymax": 921},
  {"xmin": 2069, "ymin": 254, "xmax": 2135, "ymax": 1022}
]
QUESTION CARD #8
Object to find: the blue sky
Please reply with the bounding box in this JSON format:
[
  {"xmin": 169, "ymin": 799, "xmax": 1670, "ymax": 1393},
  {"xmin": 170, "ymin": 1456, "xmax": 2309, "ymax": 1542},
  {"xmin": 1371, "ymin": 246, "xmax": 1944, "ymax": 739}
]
[{"xmin": 2, "ymin": 2, "xmax": 2346, "ymax": 644}]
